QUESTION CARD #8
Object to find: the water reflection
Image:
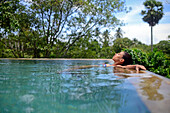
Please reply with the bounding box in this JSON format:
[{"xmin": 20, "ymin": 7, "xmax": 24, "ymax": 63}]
[
  {"xmin": 114, "ymin": 66, "xmax": 136, "ymax": 74},
  {"xmin": 113, "ymin": 66, "xmax": 146, "ymax": 78},
  {"xmin": 112, "ymin": 66, "xmax": 164, "ymax": 101},
  {"xmin": 139, "ymin": 76, "xmax": 163, "ymax": 100},
  {"xmin": 59, "ymin": 67, "xmax": 124, "ymax": 102}
]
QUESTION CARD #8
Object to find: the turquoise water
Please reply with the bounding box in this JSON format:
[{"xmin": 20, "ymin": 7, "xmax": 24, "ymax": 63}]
[{"xmin": 0, "ymin": 60, "xmax": 150, "ymax": 113}]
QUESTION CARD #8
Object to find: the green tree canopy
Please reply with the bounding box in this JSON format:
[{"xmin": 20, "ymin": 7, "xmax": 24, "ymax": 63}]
[
  {"xmin": 112, "ymin": 37, "xmax": 133, "ymax": 53},
  {"xmin": 0, "ymin": 0, "xmax": 20, "ymax": 33},
  {"xmin": 155, "ymin": 40, "xmax": 170, "ymax": 55},
  {"xmin": 0, "ymin": 0, "xmax": 129, "ymax": 58}
]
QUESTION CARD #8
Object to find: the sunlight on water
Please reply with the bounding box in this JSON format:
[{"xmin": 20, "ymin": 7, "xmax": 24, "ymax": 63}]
[{"xmin": 0, "ymin": 60, "xmax": 150, "ymax": 113}]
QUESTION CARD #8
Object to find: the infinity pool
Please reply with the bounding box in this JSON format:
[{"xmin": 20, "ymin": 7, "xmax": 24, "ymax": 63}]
[{"xmin": 0, "ymin": 59, "xmax": 151, "ymax": 113}]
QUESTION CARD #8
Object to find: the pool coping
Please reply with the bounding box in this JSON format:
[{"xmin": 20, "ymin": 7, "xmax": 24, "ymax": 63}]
[{"xmin": 128, "ymin": 71, "xmax": 170, "ymax": 113}]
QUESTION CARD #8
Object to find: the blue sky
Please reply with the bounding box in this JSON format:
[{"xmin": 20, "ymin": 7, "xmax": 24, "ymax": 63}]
[{"xmin": 111, "ymin": 0, "xmax": 170, "ymax": 45}]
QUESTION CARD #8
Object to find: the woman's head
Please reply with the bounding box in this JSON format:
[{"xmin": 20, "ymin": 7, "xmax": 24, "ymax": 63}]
[{"xmin": 112, "ymin": 51, "xmax": 133, "ymax": 66}]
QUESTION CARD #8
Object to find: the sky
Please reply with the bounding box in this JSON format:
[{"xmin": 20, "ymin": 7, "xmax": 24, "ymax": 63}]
[{"xmin": 111, "ymin": 0, "xmax": 170, "ymax": 45}]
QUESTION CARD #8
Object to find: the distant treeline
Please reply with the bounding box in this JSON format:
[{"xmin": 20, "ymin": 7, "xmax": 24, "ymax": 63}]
[{"xmin": 0, "ymin": 33, "xmax": 170, "ymax": 59}]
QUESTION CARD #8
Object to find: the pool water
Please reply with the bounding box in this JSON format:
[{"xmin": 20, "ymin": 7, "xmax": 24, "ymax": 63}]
[{"xmin": 0, "ymin": 60, "xmax": 150, "ymax": 113}]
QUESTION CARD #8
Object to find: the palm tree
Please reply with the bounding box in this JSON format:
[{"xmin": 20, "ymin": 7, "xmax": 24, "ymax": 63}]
[
  {"xmin": 114, "ymin": 27, "xmax": 123, "ymax": 39},
  {"xmin": 102, "ymin": 30, "xmax": 110, "ymax": 47},
  {"xmin": 141, "ymin": 0, "xmax": 163, "ymax": 51}
]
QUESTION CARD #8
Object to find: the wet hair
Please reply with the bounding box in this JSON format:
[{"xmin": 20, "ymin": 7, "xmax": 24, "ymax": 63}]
[{"xmin": 122, "ymin": 52, "xmax": 133, "ymax": 66}]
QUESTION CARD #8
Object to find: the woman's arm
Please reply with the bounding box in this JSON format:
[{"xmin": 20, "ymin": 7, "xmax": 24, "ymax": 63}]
[{"xmin": 116, "ymin": 65, "xmax": 146, "ymax": 73}]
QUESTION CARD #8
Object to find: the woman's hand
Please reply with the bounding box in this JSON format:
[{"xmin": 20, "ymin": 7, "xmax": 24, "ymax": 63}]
[{"xmin": 135, "ymin": 65, "xmax": 146, "ymax": 73}]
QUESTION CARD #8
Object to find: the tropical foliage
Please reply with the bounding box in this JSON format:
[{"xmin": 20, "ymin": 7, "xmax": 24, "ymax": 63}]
[{"xmin": 124, "ymin": 48, "xmax": 170, "ymax": 78}]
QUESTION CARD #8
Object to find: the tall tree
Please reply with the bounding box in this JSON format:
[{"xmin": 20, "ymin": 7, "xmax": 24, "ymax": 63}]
[
  {"xmin": 141, "ymin": 0, "xmax": 163, "ymax": 51},
  {"xmin": 102, "ymin": 30, "xmax": 110, "ymax": 47},
  {"xmin": 28, "ymin": 0, "xmax": 128, "ymax": 57},
  {"xmin": 100, "ymin": 30, "xmax": 113, "ymax": 58},
  {"xmin": 0, "ymin": 0, "xmax": 25, "ymax": 58}
]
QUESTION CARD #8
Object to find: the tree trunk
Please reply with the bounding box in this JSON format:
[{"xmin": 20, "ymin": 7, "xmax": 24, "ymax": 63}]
[{"xmin": 151, "ymin": 26, "xmax": 153, "ymax": 52}]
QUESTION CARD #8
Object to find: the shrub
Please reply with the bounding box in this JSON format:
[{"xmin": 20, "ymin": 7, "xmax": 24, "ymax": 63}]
[
  {"xmin": 124, "ymin": 48, "xmax": 149, "ymax": 67},
  {"xmin": 148, "ymin": 49, "xmax": 170, "ymax": 77},
  {"xmin": 123, "ymin": 48, "xmax": 170, "ymax": 78}
]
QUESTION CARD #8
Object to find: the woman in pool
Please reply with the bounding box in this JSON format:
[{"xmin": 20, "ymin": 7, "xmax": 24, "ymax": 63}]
[
  {"xmin": 62, "ymin": 51, "xmax": 146, "ymax": 73},
  {"xmin": 104, "ymin": 51, "xmax": 146, "ymax": 72}
]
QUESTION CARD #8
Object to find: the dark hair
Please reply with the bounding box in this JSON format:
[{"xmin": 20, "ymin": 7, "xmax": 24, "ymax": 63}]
[{"xmin": 122, "ymin": 52, "xmax": 133, "ymax": 66}]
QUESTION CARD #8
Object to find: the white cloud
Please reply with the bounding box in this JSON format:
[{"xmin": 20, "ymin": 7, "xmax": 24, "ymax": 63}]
[
  {"xmin": 113, "ymin": 1, "xmax": 170, "ymax": 45},
  {"xmin": 154, "ymin": 23, "xmax": 170, "ymax": 42},
  {"xmin": 117, "ymin": 4, "xmax": 145, "ymax": 25},
  {"xmin": 165, "ymin": 11, "xmax": 170, "ymax": 16},
  {"xmin": 24, "ymin": 0, "xmax": 32, "ymax": 2},
  {"xmin": 111, "ymin": 23, "xmax": 170, "ymax": 45}
]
